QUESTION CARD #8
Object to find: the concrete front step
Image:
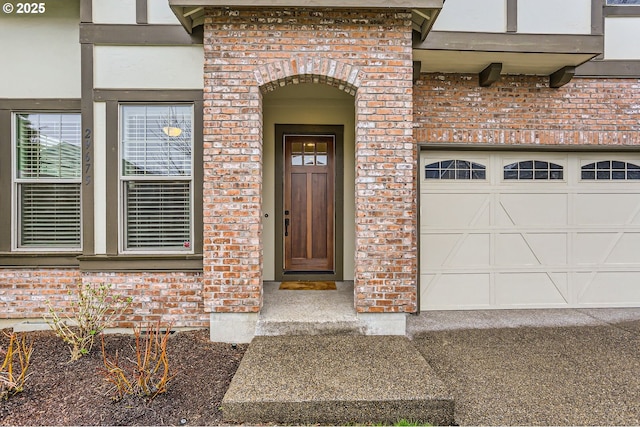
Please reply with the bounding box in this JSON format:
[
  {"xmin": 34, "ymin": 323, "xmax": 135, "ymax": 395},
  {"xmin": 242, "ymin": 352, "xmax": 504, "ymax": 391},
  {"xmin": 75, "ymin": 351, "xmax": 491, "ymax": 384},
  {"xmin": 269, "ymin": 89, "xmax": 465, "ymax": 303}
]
[{"xmin": 221, "ymin": 335, "xmax": 454, "ymax": 426}]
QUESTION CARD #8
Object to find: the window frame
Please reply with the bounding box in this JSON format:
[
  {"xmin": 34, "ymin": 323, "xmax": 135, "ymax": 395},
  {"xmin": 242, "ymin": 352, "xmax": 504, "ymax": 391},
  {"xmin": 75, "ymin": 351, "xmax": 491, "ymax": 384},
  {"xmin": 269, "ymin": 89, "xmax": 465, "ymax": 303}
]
[
  {"xmin": 118, "ymin": 103, "xmax": 195, "ymax": 255},
  {"xmin": 12, "ymin": 111, "xmax": 83, "ymax": 252},
  {"xmin": 73, "ymin": 90, "xmax": 203, "ymax": 272},
  {"xmin": 0, "ymin": 103, "xmax": 83, "ymax": 266}
]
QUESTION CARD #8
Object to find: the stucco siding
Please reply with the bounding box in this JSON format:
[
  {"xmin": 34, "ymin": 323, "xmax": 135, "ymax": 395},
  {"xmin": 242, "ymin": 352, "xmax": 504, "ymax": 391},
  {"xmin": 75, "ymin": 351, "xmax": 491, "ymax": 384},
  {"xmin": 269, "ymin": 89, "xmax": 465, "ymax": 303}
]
[
  {"xmin": 94, "ymin": 45, "xmax": 205, "ymax": 89},
  {"xmin": 604, "ymin": 17, "xmax": 640, "ymax": 60},
  {"xmin": 92, "ymin": 0, "xmax": 136, "ymax": 24},
  {"xmin": 432, "ymin": 0, "xmax": 506, "ymax": 33},
  {"xmin": 0, "ymin": 1, "xmax": 81, "ymax": 98},
  {"xmin": 518, "ymin": 0, "xmax": 591, "ymax": 35}
]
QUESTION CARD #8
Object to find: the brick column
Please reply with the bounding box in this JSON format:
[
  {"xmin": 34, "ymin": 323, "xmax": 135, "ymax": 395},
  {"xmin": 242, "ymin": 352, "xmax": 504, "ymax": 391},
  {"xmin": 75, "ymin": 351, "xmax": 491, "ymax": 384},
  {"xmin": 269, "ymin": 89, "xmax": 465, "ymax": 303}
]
[{"xmin": 202, "ymin": 10, "xmax": 264, "ymax": 316}]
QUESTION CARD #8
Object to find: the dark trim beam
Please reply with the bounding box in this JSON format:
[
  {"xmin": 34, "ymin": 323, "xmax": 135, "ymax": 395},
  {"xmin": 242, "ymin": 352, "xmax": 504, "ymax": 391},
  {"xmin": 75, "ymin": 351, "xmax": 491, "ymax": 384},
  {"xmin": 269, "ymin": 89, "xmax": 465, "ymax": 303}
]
[
  {"xmin": 506, "ymin": 0, "xmax": 517, "ymax": 33},
  {"xmin": 94, "ymin": 89, "xmax": 204, "ymax": 102},
  {"xmin": 80, "ymin": 0, "xmax": 92, "ymax": 23},
  {"xmin": 416, "ymin": 31, "xmax": 603, "ymax": 55},
  {"xmin": 479, "ymin": 63, "xmax": 502, "ymax": 87},
  {"xmin": 549, "ymin": 66, "xmax": 576, "ymax": 88},
  {"xmin": 80, "ymin": 24, "xmax": 204, "ymax": 45},
  {"xmin": 0, "ymin": 110, "xmax": 11, "ymax": 254},
  {"xmin": 78, "ymin": 255, "xmax": 203, "ymax": 272},
  {"xmin": 413, "ymin": 61, "xmax": 422, "ymax": 83},
  {"xmin": 604, "ymin": 5, "xmax": 640, "ymax": 16},
  {"xmin": 81, "ymin": 44, "xmax": 95, "ymax": 257},
  {"xmin": 576, "ymin": 60, "xmax": 640, "ymax": 77},
  {"xmin": 136, "ymin": 0, "xmax": 148, "ymax": 24}
]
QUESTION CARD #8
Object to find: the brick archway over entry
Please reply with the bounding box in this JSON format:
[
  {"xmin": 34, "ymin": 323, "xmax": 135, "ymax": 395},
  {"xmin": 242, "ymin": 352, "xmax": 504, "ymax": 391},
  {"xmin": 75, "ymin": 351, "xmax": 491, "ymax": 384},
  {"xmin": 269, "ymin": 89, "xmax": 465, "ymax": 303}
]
[{"xmin": 202, "ymin": 7, "xmax": 417, "ymax": 340}]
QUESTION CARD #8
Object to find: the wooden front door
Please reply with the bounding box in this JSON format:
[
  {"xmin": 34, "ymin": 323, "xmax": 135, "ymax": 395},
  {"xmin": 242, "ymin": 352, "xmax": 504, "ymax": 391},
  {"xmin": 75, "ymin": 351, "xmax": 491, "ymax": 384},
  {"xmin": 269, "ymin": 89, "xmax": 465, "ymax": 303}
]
[{"xmin": 284, "ymin": 135, "xmax": 335, "ymax": 272}]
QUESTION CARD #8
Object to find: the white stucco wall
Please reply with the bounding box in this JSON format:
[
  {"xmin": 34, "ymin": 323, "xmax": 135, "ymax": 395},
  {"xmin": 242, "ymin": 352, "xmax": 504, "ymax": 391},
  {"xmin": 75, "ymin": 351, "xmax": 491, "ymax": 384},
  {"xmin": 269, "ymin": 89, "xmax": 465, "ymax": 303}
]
[
  {"xmin": 604, "ymin": 17, "xmax": 640, "ymax": 60},
  {"xmin": 147, "ymin": 0, "xmax": 181, "ymax": 24},
  {"xmin": 0, "ymin": 0, "xmax": 81, "ymax": 98},
  {"xmin": 518, "ymin": 0, "xmax": 591, "ymax": 34},
  {"xmin": 432, "ymin": 0, "xmax": 506, "ymax": 33},
  {"xmin": 92, "ymin": 0, "xmax": 136, "ymax": 24},
  {"xmin": 94, "ymin": 45, "xmax": 204, "ymax": 89},
  {"xmin": 263, "ymin": 84, "xmax": 356, "ymax": 281}
]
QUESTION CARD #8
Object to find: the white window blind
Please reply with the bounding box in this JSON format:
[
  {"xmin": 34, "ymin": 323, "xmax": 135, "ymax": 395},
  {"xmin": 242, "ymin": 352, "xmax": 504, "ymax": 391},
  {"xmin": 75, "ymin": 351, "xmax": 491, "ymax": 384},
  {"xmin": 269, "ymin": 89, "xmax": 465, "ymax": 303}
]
[
  {"xmin": 120, "ymin": 105, "xmax": 193, "ymax": 252},
  {"xmin": 14, "ymin": 113, "xmax": 82, "ymax": 249}
]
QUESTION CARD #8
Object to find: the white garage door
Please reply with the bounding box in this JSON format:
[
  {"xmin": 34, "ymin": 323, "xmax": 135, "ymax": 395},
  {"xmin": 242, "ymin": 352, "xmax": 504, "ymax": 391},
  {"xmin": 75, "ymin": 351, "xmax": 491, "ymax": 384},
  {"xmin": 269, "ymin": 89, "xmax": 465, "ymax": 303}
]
[{"xmin": 420, "ymin": 151, "xmax": 640, "ymax": 310}]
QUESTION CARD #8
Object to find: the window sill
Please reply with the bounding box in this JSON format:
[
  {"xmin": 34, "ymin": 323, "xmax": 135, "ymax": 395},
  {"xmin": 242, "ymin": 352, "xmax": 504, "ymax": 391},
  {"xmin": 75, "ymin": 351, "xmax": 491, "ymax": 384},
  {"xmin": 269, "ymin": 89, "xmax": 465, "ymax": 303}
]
[
  {"xmin": 0, "ymin": 253, "xmax": 81, "ymax": 268},
  {"xmin": 77, "ymin": 254, "xmax": 203, "ymax": 272}
]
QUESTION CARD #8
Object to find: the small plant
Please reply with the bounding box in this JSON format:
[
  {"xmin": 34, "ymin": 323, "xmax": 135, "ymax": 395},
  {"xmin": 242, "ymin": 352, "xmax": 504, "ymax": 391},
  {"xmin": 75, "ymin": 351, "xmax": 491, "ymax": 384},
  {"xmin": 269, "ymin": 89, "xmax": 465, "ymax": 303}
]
[
  {"xmin": 0, "ymin": 332, "xmax": 33, "ymax": 400},
  {"xmin": 45, "ymin": 282, "xmax": 132, "ymax": 361},
  {"xmin": 100, "ymin": 322, "xmax": 176, "ymax": 401}
]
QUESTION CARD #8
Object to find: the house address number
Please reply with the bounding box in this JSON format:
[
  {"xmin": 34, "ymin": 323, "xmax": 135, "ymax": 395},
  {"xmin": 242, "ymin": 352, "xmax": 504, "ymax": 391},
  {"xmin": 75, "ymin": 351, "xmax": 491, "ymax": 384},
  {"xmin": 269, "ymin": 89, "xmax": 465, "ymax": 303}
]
[{"xmin": 2, "ymin": 2, "xmax": 46, "ymax": 14}]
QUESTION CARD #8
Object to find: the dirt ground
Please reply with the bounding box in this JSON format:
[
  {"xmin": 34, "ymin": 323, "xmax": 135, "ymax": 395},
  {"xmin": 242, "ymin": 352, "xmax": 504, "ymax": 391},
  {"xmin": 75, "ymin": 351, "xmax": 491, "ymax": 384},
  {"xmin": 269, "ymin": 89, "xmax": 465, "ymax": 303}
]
[{"xmin": 0, "ymin": 329, "xmax": 247, "ymax": 426}]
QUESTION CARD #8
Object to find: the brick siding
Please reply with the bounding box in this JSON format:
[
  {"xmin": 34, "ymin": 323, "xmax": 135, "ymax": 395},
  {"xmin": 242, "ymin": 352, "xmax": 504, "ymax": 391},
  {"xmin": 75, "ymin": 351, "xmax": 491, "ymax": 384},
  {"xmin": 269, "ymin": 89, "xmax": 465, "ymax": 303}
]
[
  {"xmin": 0, "ymin": 270, "xmax": 207, "ymax": 328},
  {"xmin": 415, "ymin": 74, "xmax": 640, "ymax": 145}
]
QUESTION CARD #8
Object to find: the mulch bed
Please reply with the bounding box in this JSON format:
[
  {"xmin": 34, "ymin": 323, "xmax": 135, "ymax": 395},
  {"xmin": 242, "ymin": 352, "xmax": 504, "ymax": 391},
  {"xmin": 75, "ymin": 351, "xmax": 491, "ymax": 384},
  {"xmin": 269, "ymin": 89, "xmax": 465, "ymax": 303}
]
[{"xmin": 0, "ymin": 329, "xmax": 247, "ymax": 426}]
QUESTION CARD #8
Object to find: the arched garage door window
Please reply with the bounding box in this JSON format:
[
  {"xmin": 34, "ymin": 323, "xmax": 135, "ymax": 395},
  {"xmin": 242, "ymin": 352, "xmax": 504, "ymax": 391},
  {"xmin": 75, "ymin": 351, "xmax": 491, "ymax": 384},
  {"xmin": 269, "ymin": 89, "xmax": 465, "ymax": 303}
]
[
  {"xmin": 581, "ymin": 161, "xmax": 640, "ymax": 180},
  {"xmin": 504, "ymin": 160, "xmax": 564, "ymax": 180},
  {"xmin": 425, "ymin": 160, "xmax": 486, "ymax": 180}
]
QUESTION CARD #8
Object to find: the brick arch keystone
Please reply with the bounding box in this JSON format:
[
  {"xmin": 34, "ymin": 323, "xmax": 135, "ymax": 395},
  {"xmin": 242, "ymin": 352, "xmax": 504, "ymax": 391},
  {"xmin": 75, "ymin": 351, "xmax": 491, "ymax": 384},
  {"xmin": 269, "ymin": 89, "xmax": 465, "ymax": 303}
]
[{"xmin": 253, "ymin": 57, "xmax": 362, "ymax": 95}]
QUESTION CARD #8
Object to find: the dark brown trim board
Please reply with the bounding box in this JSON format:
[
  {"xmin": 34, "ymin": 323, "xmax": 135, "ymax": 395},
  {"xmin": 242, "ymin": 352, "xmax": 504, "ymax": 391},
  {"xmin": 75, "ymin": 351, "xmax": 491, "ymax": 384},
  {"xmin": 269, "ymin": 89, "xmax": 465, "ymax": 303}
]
[
  {"xmin": 80, "ymin": 24, "xmax": 204, "ymax": 45},
  {"xmin": 592, "ymin": 0, "xmax": 604, "ymax": 35},
  {"xmin": 80, "ymin": 0, "xmax": 92, "ymax": 23},
  {"xmin": 604, "ymin": 5, "xmax": 640, "ymax": 16},
  {"xmin": 136, "ymin": 0, "xmax": 148, "ymax": 24},
  {"xmin": 0, "ymin": 110, "xmax": 11, "ymax": 253},
  {"xmin": 576, "ymin": 60, "xmax": 640, "ymax": 77},
  {"xmin": 94, "ymin": 89, "xmax": 204, "ymax": 102},
  {"xmin": 78, "ymin": 255, "xmax": 203, "ymax": 272},
  {"xmin": 506, "ymin": 0, "xmax": 517, "ymax": 33},
  {"xmin": 81, "ymin": 43, "xmax": 95, "ymax": 256}
]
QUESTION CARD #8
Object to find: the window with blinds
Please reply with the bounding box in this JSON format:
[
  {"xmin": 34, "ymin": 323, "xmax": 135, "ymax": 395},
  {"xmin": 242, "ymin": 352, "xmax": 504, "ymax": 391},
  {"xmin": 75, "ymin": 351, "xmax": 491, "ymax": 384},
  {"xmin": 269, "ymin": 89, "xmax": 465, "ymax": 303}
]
[
  {"xmin": 120, "ymin": 104, "xmax": 193, "ymax": 252},
  {"xmin": 14, "ymin": 113, "xmax": 82, "ymax": 249}
]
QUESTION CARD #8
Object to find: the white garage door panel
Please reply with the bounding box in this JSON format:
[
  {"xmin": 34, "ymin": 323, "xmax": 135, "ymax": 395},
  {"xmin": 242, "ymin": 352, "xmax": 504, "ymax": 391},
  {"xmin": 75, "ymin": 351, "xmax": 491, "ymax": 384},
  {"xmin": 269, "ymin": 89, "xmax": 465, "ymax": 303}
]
[
  {"xmin": 420, "ymin": 233, "xmax": 490, "ymax": 268},
  {"xmin": 421, "ymin": 273, "xmax": 491, "ymax": 309},
  {"xmin": 574, "ymin": 193, "xmax": 640, "ymax": 225},
  {"xmin": 421, "ymin": 193, "xmax": 491, "ymax": 227},
  {"xmin": 420, "ymin": 151, "xmax": 640, "ymax": 310},
  {"xmin": 495, "ymin": 233, "xmax": 567, "ymax": 266},
  {"xmin": 499, "ymin": 193, "xmax": 568, "ymax": 226},
  {"xmin": 495, "ymin": 273, "xmax": 569, "ymax": 306},
  {"xmin": 576, "ymin": 272, "xmax": 640, "ymax": 305}
]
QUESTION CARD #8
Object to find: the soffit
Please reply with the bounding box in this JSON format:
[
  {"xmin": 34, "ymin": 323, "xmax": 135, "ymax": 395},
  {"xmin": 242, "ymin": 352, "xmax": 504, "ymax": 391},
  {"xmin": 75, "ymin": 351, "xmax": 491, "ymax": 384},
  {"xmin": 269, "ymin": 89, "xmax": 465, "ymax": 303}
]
[
  {"xmin": 413, "ymin": 50, "xmax": 597, "ymax": 75},
  {"xmin": 168, "ymin": 0, "xmax": 443, "ymax": 39},
  {"xmin": 413, "ymin": 31, "xmax": 603, "ymax": 77}
]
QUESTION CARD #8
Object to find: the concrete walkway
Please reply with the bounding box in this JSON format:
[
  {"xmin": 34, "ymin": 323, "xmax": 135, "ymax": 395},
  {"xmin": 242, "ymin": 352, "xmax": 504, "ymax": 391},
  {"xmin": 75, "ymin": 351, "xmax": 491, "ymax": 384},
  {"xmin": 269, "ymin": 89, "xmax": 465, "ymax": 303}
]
[
  {"xmin": 222, "ymin": 335, "xmax": 454, "ymax": 426},
  {"xmin": 223, "ymin": 308, "xmax": 640, "ymax": 425}
]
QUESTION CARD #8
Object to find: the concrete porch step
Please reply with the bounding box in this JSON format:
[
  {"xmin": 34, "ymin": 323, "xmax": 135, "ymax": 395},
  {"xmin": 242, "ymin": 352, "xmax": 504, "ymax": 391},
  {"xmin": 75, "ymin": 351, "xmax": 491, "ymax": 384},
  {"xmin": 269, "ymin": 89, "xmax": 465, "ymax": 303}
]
[
  {"xmin": 256, "ymin": 281, "xmax": 364, "ymax": 336},
  {"xmin": 221, "ymin": 335, "xmax": 454, "ymax": 426}
]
